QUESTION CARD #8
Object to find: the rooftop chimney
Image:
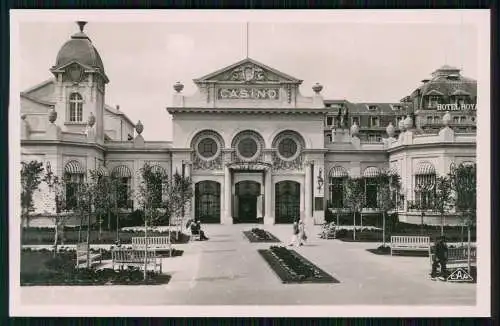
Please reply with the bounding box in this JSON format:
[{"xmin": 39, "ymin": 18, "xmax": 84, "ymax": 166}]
[{"xmin": 116, "ymin": 105, "xmax": 120, "ymax": 111}]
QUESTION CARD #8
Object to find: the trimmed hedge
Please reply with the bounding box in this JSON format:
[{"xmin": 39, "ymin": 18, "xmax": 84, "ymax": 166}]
[{"xmin": 22, "ymin": 228, "xmax": 190, "ymax": 245}]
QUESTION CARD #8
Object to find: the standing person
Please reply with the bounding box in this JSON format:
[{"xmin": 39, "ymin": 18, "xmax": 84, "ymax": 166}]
[
  {"xmin": 298, "ymin": 219, "xmax": 307, "ymax": 246},
  {"xmin": 431, "ymin": 235, "xmax": 448, "ymax": 280},
  {"xmin": 289, "ymin": 218, "xmax": 300, "ymax": 247}
]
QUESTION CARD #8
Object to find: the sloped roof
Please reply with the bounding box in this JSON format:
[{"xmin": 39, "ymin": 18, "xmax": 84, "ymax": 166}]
[
  {"xmin": 323, "ymin": 100, "xmax": 409, "ymax": 114},
  {"xmin": 104, "ymin": 104, "xmax": 135, "ymax": 127},
  {"xmin": 193, "ymin": 57, "xmax": 303, "ymax": 83}
]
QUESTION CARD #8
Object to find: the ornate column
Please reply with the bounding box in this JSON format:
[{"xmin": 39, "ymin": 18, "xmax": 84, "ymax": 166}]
[
  {"xmin": 222, "ymin": 164, "xmax": 232, "ymax": 224},
  {"xmin": 304, "ymin": 162, "xmax": 313, "ymax": 221},
  {"xmin": 264, "ymin": 167, "xmax": 274, "ymax": 225}
]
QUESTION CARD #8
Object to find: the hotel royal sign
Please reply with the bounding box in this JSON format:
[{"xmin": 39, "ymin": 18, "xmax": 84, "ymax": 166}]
[{"xmin": 218, "ymin": 87, "xmax": 280, "ymax": 100}]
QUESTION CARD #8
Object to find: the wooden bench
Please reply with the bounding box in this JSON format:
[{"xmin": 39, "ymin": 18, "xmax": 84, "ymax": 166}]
[
  {"xmin": 76, "ymin": 242, "xmax": 102, "ymax": 268},
  {"xmin": 131, "ymin": 236, "xmax": 171, "ymax": 250},
  {"xmin": 430, "ymin": 246, "xmax": 477, "ymax": 270},
  {"xmin": 111, "ymin": 249, "xmax": 162, "ymax": 273},
  {"xmin": 390, "ymin": 236, "xmax": 431, "ymax": 256}
]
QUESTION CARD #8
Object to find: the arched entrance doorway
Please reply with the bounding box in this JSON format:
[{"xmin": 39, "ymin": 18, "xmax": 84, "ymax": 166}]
[
  {"xmin": 234, "ymin": 181, "xmax": 261, "ymax": 223},
  {"xmin": 275, "ymin": 181, "xmax": 300, "ymax": 223},
  {"xmin": 195, "ymin": 181, "xmax": 221, "ymax": 223}
]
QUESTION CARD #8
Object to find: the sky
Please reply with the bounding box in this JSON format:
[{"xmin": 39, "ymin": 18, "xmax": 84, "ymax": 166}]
[{"xmin": 17, "ymin": 11, "xmax": 480, "ymax": 141}]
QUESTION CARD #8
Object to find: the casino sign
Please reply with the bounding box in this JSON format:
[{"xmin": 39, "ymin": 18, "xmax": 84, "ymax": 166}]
[{"xmin": 218, "ymin": 87, "xmax": 280, "ymax": 100}]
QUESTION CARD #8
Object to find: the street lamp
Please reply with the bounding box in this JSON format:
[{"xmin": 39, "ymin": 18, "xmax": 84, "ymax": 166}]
[{"xmin": 317, "ymin": 167, "xmax": 324, "ymax": 191}]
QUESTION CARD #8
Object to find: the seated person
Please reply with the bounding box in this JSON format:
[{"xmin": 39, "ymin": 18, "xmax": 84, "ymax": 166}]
[{"xmin": 190, "ymin": 219, "xmax": 209, "ymax": 240}]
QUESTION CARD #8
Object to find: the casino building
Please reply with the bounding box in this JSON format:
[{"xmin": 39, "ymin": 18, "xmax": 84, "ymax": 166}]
[{"xmin": 20, "ymin": 22, "xmax": 477, "ymax": 227}]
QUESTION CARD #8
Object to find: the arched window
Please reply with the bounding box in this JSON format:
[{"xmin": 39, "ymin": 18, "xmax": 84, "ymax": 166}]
[
  {"xmin": 414, "ymin": 161, "xmax": 436, "ymax": 209},
  {"xmin": 69, "ymin": 93, "xmax": 83, "ymax": 122},
  {"xmin": 363, "ymin": 167, "xmax": 380, "ymax": 208},
  {"xmin": 328, "ymin": 166, "xmax": 348, "ymax": 209},
  {"xmin": 64, "ymin": 160, "xmax": 85, "ymax": 210},
  {"xmin": 112, "ymin": 165, "xmax": 132, "ymax": 209}
]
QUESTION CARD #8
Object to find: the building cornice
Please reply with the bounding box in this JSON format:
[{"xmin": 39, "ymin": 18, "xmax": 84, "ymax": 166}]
[
  {"xmin": 166, "ymin": 107, "xmax": 329, "ymax": 115},
  {"xmin": 387, "ymin": 141, "xmax": 476, "ymax": 154},
  {"xmin": 21, "ymin": 139, "xmax": 106, "ymax": 151}
]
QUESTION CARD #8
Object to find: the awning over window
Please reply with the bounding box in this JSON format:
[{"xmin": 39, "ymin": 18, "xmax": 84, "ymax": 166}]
[
  {"xmin": 150, "ymin": 165, "xmax": 167, "ymax": 177},
  {"xmin": 386, "ymin": 166, "xmax": 399, "ymax": 176},
  {"xmin": 64, "ymin": 160, "xmax": 84, "ymax": 174},
  {"xmin": 363, "ymin": 167, "xmax": 380, "ymax": 178},
  {"xmin": 329, "ymin": 166, "xmax": 348, "ymax": 178},
  {"xmin": 96, "ymin": 166, "xmax": 110, "ymax": 177},
  {"xmin": 415, "ymin": 161, "xmax": 436, "ymax": 175},
  {"xmin": 112, "ymin": 165, "xmax": 132, "ymax": 178}
]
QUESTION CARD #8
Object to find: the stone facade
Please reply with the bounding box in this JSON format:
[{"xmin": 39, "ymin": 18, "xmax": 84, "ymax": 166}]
[{"xmin": 19, "ymin": 23, "xmax": 477, "ymax": 227}]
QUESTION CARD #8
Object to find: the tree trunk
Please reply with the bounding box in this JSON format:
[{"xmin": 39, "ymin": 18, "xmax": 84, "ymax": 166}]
[
  {"xmin": 53, "ymin": 219, "xmax": 59, "ymax": 258},
  {"xmin": 98, "ymin": 215, "xmax": 102, "ymax": 241},
  {"xmin": 78, "ymin": 213, "xmax": 84, "ymax": 243},
  {"xmin": 144, "ymin": 210, "xmax": 148, "ymax": 281},
  {"xmin": 382, "ymin": 211, "xmax": 386, "ymax": 247},
  {"xmin": 461, "ymin": 223, "xmax": 464, "ymax": 247},
  {"xmin": 115, "ymin": 204, "xmax": 119, "ymax": 242},
  {"xmin": 61, "ymin": 223, "xmax": 65, "ymax": 245},
  {"xmin": 440, "ymin": 213, "xmax": 444, "ymax": 236},
  {"xmin": 108, "ymin": 210, "xmax": 111, "ymax": 231},
  {"xmin": 336, "ymin": 212, "xmax": 339, "ymax": 226},
  {"xmin": 86, "ymin": 210, "xmax": 91, "ymax": 269},
  {"xmin": 353, "ymin": 212, "xmax": 356, "ymax": 241},
  {"xmin": 467, "ymin": 225, "xmax": 471, "ymax": 274},
  {"xmin": 360, "ymin": 212, "xmax": 363, "ymax": 228}
]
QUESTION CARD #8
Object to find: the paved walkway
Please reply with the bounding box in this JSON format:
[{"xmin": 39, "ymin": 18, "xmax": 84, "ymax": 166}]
[{"xmin": 20, "ymin": 224, "xmax": 475, "ymax": 306}]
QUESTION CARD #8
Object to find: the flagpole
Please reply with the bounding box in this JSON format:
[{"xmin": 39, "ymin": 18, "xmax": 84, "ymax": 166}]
[{"xmin": 246, "ymin": 22, "xmax": 249, "ymax": 58}]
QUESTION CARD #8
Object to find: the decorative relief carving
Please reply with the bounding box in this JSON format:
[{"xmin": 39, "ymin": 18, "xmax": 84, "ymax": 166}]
[
  {"xmin": 287, "ymin": 84, "xmax": 292, "ymax": 104},
  {"xmin": 271, "ymin": 152, "xmax": 304, "ymax": 171},
  {"xmin": 191, "ymin": 152, "xmax": 223, "ymax": 171},
  {"xmin": 228, "ymin": 64, "xmax": 267, "ymax": 82}
]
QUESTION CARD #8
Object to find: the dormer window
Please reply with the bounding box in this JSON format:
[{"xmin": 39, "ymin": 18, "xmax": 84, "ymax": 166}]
[
  {"xmin": 392, "ymin": 105, "xmax": 401, "ymax": 111},
  {"xmin": 428, "ymin": 95, "xmax": 440, "ymax": 108},
  {"xmin": 455, "ymin": 96, "xmax": 467, "ymax": 106},
  {"xmin": 368, "ymin": 105, "xmax": 378, "ymax": 111},
  {"xmin": 369, "ymin": 116, "xmax": 380, "ymax": 127},
  {"xmin": 69, "ymin": 92, "xmax": 83, "ymax": 122}
]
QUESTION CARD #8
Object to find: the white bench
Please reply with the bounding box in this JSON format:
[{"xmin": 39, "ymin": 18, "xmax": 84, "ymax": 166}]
[
  {"xmin": 390, "ymin": 236, "xmax": 431, "ymax": 256},
  {"xmin": 75, "ymin": 242, "xmax": 102, "ymax": 268},
  {"xmin": 430, "ymin": 246, "xmax": 477, "ymax": 270},
  {"xmin": 111, "ymin": 249, "xmax": 162, "ymax": 273},
  {"xmin": 131, "ymin": 236, "xmax": 171, "ymax": 250}
]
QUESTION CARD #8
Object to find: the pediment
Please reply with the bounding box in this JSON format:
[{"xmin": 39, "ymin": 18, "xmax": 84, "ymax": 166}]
[{"xmin": 193, "ymin": 58, "xmax": 302, "ymax": 85}]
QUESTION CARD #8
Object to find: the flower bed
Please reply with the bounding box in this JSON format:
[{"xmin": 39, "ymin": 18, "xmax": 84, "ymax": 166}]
[
  {"xmin": 243, "ymin": 228, "xmax": 280, "ymax": 243},
  {"xmin": 21, "ymin": 249, "xmax": 171, "ymax": 286},
  {"xmin": 258, "ymin": 246, "xmax": 339, "ymax": 284},
  {"xmin": 21, "ymin": 267, "xmax": 171, "ymax": 286}
]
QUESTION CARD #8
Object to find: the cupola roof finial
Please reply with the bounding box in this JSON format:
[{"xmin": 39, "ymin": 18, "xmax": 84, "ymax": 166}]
[{"xmin": 76, "ymin": 21, "xmax": 87, "ymax": 33}]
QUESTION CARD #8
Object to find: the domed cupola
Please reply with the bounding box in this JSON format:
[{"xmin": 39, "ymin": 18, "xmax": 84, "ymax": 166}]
[{"xmin": 51, "ymin": 21, "xmax": 108, "ymax": 83}]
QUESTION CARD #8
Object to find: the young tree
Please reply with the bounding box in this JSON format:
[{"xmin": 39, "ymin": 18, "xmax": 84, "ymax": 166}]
[
  {"xmin": 72, "ymin": 180, "xmax": 94, "ymax": 268},
  {"xmin": 20, "ymin": 160, "xmax": 44, "ymax": 232},
  {"xmin": 344, "ymin": 177, "xmax": 366, "ymax": 241},
  {"xmin": 88, "ymin": 169, "xmax": 114, "ymax": 241},
  {"xmin": 136, "ymin": 163, "xmax": 167, "ymax": 280},
  {"xmin": 376, "ymin": 172, "xmax": 401, "ymax": 247},
  {"xmin": 450, "ymin": 163, "xmax": 476, "ymax": 272},
  {"xmin": 43, "ymin": 163, "xmax": 68, "ymax": 256},
  {"xmin": 434, "ymin": 175, "xmax": 453, "ymax": 236}
]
